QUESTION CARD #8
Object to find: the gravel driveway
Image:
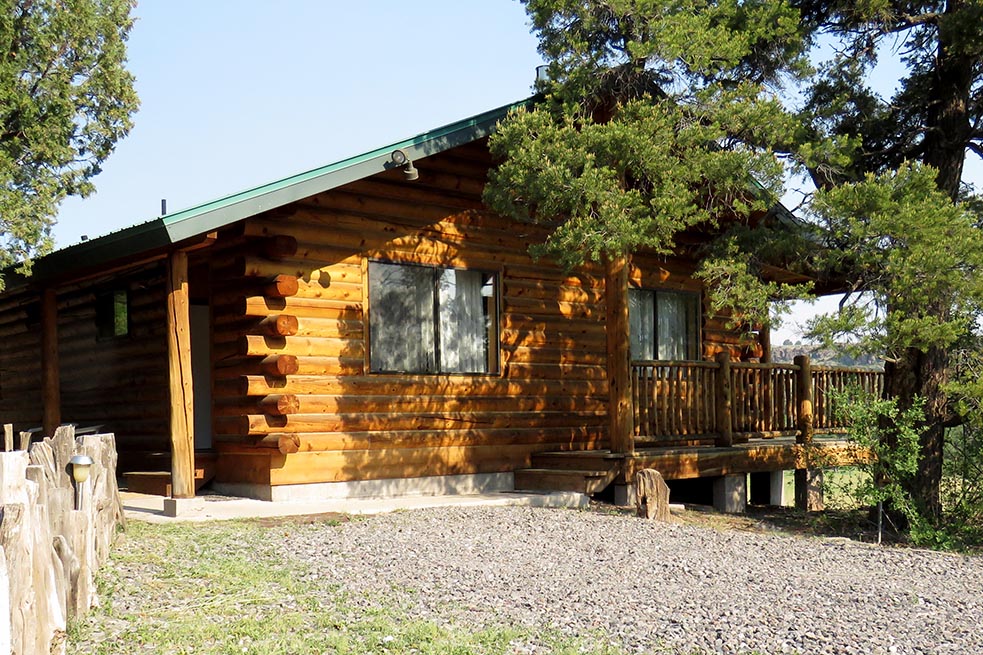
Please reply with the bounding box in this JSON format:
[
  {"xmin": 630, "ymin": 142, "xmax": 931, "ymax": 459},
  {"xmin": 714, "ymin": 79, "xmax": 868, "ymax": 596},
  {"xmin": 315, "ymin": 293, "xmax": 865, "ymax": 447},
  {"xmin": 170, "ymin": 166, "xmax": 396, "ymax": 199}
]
[{"xmin": 286, "ymin": 505, "xmax": 983, "ymax": 655}]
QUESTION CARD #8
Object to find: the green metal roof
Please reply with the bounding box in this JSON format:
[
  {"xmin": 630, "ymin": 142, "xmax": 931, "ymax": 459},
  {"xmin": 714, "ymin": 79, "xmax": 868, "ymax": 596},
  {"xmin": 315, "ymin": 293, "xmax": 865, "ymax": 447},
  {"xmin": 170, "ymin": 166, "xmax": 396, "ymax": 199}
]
[{"xmin": 12, "ymin": 97, "xmax": 535, "ymax": 289}]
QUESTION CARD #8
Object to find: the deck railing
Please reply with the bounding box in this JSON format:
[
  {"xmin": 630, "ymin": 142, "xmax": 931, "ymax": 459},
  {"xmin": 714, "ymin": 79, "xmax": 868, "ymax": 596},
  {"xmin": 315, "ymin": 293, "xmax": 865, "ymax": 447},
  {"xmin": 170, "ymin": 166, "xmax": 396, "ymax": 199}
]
[{"xmin": 630, "ymin": 355, "xmax": 884, "ymax": 445}]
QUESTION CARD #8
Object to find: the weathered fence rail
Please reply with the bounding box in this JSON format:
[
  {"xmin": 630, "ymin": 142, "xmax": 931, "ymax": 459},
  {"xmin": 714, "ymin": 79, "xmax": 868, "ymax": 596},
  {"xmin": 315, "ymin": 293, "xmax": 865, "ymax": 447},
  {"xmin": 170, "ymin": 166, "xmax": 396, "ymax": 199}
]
[{"xmin": 632, "ymin": 354, "xmax": 884, "ymax": 446}]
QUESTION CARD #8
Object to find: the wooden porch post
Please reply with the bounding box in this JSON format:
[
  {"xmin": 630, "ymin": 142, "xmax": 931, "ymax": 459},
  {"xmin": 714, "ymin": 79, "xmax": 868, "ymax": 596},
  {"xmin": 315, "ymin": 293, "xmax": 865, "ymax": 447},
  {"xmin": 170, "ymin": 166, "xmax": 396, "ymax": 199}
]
[
  {"xmin": 41, "ymin": 288, "xmax": 61, "ymax": 437},
  {"xmin": 794, "ymin": 354, "xmax": 813, "ymax": 445},
  {"xmin": 794, "ymin": 354, "xmax": 822, "ymax": 510},
  {"xmin": 760, "ymin": 323, "xmax": 772, "ymax": 363},
  {"xmin": 605, "ymin": 254, "xmax": 634, "ymax": 455},
  {"xmin": 714, "ymin": 351, "xmax": 733, "ymax": 447},
  {"xmin": 167, "ymin": 251, "xmax": 195, "ymax": 498}
]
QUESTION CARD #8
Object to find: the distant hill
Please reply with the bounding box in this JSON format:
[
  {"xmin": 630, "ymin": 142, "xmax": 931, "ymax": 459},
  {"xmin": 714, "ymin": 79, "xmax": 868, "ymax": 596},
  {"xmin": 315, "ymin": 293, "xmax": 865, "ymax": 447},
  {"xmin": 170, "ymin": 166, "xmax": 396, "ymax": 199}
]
[{"xmin": 770, "ymin": 344, "xmax": 883, "ymax": 369}]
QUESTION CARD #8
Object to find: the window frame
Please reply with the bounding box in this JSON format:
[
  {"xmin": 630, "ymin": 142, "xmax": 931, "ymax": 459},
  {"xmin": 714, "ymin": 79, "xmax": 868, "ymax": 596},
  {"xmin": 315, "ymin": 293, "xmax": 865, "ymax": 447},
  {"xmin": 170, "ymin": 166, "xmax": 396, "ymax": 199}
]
[
  {"xmin": 366, "ymin": 259, "xmax": 501, "ymax": 376},
  {"xmin": 96, "ymin": 289, "xmax": 130, "ymax": 340},
  {"xmin": 628, "ymin": 287, "xmax": 702, "ymax": 361}
]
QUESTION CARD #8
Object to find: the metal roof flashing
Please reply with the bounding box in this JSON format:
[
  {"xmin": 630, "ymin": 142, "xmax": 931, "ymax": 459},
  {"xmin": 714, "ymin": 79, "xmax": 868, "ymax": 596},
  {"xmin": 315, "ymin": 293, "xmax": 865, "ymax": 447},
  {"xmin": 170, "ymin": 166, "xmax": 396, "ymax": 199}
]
[{"xmin": 7, "ymin": 97, "xmax": 535, "ymax": 289}]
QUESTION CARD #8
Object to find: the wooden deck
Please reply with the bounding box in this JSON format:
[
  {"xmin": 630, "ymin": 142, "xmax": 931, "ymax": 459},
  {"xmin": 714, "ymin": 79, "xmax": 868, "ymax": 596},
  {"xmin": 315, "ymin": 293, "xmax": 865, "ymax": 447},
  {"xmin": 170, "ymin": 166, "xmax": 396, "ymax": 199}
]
[
  {"xmin": 514, "ymin": 437, "xmax": 868, "ymax": 493},
  {"xmin": 516, "ymin": 357, "xmax": 881, "ymax": 495}
]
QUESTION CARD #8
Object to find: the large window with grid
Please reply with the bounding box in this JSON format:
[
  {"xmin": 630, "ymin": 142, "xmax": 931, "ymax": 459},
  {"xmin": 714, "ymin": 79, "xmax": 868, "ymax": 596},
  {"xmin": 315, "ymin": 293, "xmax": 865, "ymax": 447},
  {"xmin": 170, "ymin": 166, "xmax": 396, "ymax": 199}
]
[
  {"xmin": 368, "ymin": 261, "xmax": 498, "ymax": 374},
  {"xmin": 629, "ymin": 288, "xmax": 700, "ymax": 361}
]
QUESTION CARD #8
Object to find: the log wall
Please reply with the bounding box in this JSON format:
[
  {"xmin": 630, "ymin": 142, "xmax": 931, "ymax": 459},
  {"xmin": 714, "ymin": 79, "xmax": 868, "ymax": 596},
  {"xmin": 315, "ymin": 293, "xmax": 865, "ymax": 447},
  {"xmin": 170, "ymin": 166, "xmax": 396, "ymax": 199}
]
[{"xmin": 207, "ymin": 139, "xmax": 761, "ymax": 488}]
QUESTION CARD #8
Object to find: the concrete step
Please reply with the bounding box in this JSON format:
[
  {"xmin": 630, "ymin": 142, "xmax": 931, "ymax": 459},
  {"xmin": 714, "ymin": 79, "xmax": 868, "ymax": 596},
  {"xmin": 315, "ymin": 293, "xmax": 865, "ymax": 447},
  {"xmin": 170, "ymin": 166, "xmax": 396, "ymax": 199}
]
[{"xmin": 514, "ymin": 468, "xmax": 617, "ymax": 495}]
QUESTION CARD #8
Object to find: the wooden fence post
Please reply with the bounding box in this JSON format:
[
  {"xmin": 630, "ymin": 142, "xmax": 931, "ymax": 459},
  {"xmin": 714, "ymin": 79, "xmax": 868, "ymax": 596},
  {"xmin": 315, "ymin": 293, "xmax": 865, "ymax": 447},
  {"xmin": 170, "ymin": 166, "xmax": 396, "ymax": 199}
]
[{"xmin": 714, "ymin": 351, "xmax": 733, "ymax": 447}]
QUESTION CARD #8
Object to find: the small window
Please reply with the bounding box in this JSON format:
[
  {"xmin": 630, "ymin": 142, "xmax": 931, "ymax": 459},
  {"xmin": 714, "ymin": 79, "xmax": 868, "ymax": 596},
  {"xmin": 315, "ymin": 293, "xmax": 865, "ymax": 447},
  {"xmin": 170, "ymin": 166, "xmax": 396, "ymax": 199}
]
[
  {"xmin": 368, "ymin": 261, "xmax": 498, "ymax": 374},
  {"xmin": 97, "ymin": 290, "xmax": 129, "ymax": 339},
  {"xmin": 629, "ymin": 288, "xmax": 700, "ymax": 360}
]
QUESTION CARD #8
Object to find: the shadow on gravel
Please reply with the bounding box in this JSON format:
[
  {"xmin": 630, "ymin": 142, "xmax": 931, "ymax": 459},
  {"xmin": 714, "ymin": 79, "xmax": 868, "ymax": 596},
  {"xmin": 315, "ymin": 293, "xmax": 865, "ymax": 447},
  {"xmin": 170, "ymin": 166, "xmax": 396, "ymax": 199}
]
[{"xmin": 593, "ymin": 501, "xmax": 911, "ymax": 547}]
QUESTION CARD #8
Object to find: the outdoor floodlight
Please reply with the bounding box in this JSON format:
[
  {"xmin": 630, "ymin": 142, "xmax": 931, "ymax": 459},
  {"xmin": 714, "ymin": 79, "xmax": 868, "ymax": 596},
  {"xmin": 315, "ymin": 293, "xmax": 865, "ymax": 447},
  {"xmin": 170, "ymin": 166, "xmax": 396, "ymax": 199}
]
[{"xmin": 391, "ymin": 149, "xmax": 419, "ymax": 181}]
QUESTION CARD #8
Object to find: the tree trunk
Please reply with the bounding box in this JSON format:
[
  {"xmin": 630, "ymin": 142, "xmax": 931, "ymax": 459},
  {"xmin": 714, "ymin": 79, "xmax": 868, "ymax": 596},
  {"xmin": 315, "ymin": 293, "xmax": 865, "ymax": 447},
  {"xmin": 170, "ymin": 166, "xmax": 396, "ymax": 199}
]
[
  {"xmin": 890, "ymin": 0, "xmax": 975, "ymax": 524},
  {"xmin": 884, "ymin": 344, "xmax": 950, "ymax": 524},
  {"xmin": 921, "ymin": 0, "xmax": 974, "ymax": 200}
]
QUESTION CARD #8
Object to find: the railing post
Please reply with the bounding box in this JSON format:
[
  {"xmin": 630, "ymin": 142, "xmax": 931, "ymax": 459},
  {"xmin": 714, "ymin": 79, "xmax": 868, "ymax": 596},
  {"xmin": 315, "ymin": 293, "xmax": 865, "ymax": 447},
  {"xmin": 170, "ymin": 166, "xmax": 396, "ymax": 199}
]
[{"xmin": 714, "ymin": 351, "xmax": 733, "ymax": 447}]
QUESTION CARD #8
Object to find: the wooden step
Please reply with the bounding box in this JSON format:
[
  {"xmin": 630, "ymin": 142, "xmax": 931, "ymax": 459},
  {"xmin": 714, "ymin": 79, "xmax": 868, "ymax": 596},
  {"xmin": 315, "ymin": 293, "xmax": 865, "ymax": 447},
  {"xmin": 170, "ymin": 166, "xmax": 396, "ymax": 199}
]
[
  {"xmin": 531, "ymin": 451, "xmax": 620, "ymax": 471},
  {"xmin": 514, "ymin": 468, "xmax": 618, "ymax": 495},
  {"xmin": 123, "ymin": 452, "xmax": 217, "ymax": 496}
]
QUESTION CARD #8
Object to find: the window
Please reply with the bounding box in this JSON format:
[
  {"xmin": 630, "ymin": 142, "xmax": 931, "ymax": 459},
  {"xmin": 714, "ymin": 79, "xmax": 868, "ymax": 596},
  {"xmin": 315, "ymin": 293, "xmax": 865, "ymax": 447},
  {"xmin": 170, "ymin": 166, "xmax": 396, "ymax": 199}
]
[
  {"xmin": 96, "ymin": 290, "xmax": 129, "ymax": 339},
  {"xmin": 629, "ymin": 288, "xmax": 700, "ymax": 360},
  {"xmin": 368, "ymin": 261, "xmax": 498, "ymax": 374}
]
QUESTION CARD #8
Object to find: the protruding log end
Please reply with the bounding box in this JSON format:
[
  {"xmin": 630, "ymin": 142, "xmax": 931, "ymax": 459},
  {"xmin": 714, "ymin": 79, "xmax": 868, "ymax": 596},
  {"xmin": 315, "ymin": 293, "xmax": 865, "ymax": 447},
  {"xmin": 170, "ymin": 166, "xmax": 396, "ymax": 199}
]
[
  {"xmin": 277, "ymin": 433, "xmax": 301, "ymax": 454},
  {"xmin": 257, "ymin": 314, "xmax": 299, "ymax": 337},
  {"xmin": 263, "ymin": 274, "xmax": 299, "ymax": 298},
  {"xmin": 259, "ymin": 355, "xmax": 299, "ymax": 377},
  {"xmin": 258, "ymin": 394, "xmax": 301, "ymax": 416}
]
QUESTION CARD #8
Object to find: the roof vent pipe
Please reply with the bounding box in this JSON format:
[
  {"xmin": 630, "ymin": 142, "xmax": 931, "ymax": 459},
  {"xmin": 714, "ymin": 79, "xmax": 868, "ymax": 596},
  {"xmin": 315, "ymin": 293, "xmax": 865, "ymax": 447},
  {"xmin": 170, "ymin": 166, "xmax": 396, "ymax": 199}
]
[{"xmin": 161, "ymin": 199, "xmax": 167, "ymax": 216}]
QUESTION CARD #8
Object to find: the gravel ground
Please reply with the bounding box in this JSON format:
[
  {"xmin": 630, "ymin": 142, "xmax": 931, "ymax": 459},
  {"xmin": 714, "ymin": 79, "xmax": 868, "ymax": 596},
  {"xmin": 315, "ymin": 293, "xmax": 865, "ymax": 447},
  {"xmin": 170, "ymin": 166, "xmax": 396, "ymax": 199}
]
[{"xmin": 285, "ymin": 505, "xmax": 983, "ymax": 655}]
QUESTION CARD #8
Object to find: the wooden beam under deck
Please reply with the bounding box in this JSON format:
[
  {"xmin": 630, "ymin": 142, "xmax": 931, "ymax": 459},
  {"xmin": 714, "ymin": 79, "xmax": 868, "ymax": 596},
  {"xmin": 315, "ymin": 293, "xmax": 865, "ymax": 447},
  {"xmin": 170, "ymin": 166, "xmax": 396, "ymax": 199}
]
[{"xmin": 621, "ymin": 437, "xmax": 868, "ymax": 482}]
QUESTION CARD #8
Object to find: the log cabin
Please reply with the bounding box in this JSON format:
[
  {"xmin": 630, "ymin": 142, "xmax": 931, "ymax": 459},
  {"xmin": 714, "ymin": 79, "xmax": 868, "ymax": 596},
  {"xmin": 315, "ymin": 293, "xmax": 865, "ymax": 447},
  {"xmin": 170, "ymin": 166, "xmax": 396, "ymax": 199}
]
[{"xmin": 0, "ymin": 98, "xmax": 877, "ymax": 509}]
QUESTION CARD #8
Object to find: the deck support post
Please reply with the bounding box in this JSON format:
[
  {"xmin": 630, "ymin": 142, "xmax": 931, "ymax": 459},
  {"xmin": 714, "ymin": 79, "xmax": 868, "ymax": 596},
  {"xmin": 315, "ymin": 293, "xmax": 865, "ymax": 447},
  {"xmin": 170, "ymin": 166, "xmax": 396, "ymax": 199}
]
[
  {"xmin": 714, "ymin": 351, "xmax": 733, "ymax": 446},
  {"xmin": 41, "ymin": 288, "xmax": 61, "ymax": 438},
  {"xmin": 751, "ymin": 470, "xmax": 789, "ymax": 506},
  {"xmin": 713, "ymin": 474, "xmax": 747, "ymax": 514},
  {"xmin": 605, "ymin": 254, "xmax": 634, "ymax": 455},
  {"xmin": 769, "ymin": 470, "xmax": 788, "ymax": 506},
  {"xmin": 167, "ymin": 251, "xmax": 195, "ymax": 499},
  {"xmin": 794, "ymin": 469, "xmax": 824, "ymax": 512},
  {"xmin": 794, "ymin": 355, "xmax": 820, "ymax": 511},
  {"xmin": 614, "ymin": 484, "xmax": 636, "ymax": 506}
]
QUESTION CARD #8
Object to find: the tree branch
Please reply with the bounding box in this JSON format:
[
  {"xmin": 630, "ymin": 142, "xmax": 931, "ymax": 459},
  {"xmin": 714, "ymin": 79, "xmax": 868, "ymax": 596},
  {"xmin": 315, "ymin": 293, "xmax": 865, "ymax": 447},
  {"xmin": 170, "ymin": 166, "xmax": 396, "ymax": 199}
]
[{"xmin": 887, "ymin": 12, "xmax": 940, "ymax": 33}]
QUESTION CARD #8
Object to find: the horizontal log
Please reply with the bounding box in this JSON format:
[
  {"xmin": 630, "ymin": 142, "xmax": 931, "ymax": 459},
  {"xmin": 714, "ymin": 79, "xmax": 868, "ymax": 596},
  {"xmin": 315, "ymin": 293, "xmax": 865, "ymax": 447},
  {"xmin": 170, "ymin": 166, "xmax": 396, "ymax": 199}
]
[
  {"xmin": 227, "ymin": 373, "xmax": 608, "ymax": 397},
  {"xmin": 264, "ymin": 442, "xmax": 585, "ymax": 486},
  {"xmin": 217, "ymin": 295, "xmax": 362, "ymax": 320},
  {"xmin": 500, "ymin": 314, "xmax": 605, "ymax": 335},
  {"xmin": 213, "ymin": 354, "xmax": 299, "ymax": 377},
  {"xmin": 238, "ymin": 252, "xmax": 361, "ymax": 279},
  {"xmin": 221, "ymin": 334, "xmax": 363, "ymax": 359},
  {"xmin": 624, "ymin": 440, "xmax": 869, "ymax": 481},
  {"xmin": 502, "ymin": 346, "xmax": 606, "ymax": 367},
  {"xmin": 504, "ymin": 362, "xmax": 607, "ymax": 381},
  {"xmin": 215, "ymin": 441, "xmax": 599, "ymax": 486},
  {"xmin": 259, "ymin": 234, "xmax": 299, "ymax": 260},
  {"xmin": 215, "ymin": 409, "xmax": 607, "ymax": 436},
  {"xmin": 214, "ymin": 392, "xmax": 607, "ymax": 416},
  {"xmin": 499, "ymin": 330, "xmax": 606, "ymax": 350},
  {"xmin": 502, "ymin": 296, "xmax": 603, "ymax": 320},
  {"xmin": 215, "ymin": 425, "xmax": 601, "ymax": 454},
  {"xmin": 290, "ymin": 279, "xmax": 361, "ymax": 302}
]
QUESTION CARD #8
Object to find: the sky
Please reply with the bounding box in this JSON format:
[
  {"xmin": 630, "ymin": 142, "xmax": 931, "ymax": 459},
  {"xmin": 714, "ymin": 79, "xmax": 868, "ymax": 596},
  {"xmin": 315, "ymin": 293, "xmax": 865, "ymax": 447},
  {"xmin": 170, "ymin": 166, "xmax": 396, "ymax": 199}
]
[{"xmin": 55, "ymin": 1, "xmax": 983, "ymax": 345}]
